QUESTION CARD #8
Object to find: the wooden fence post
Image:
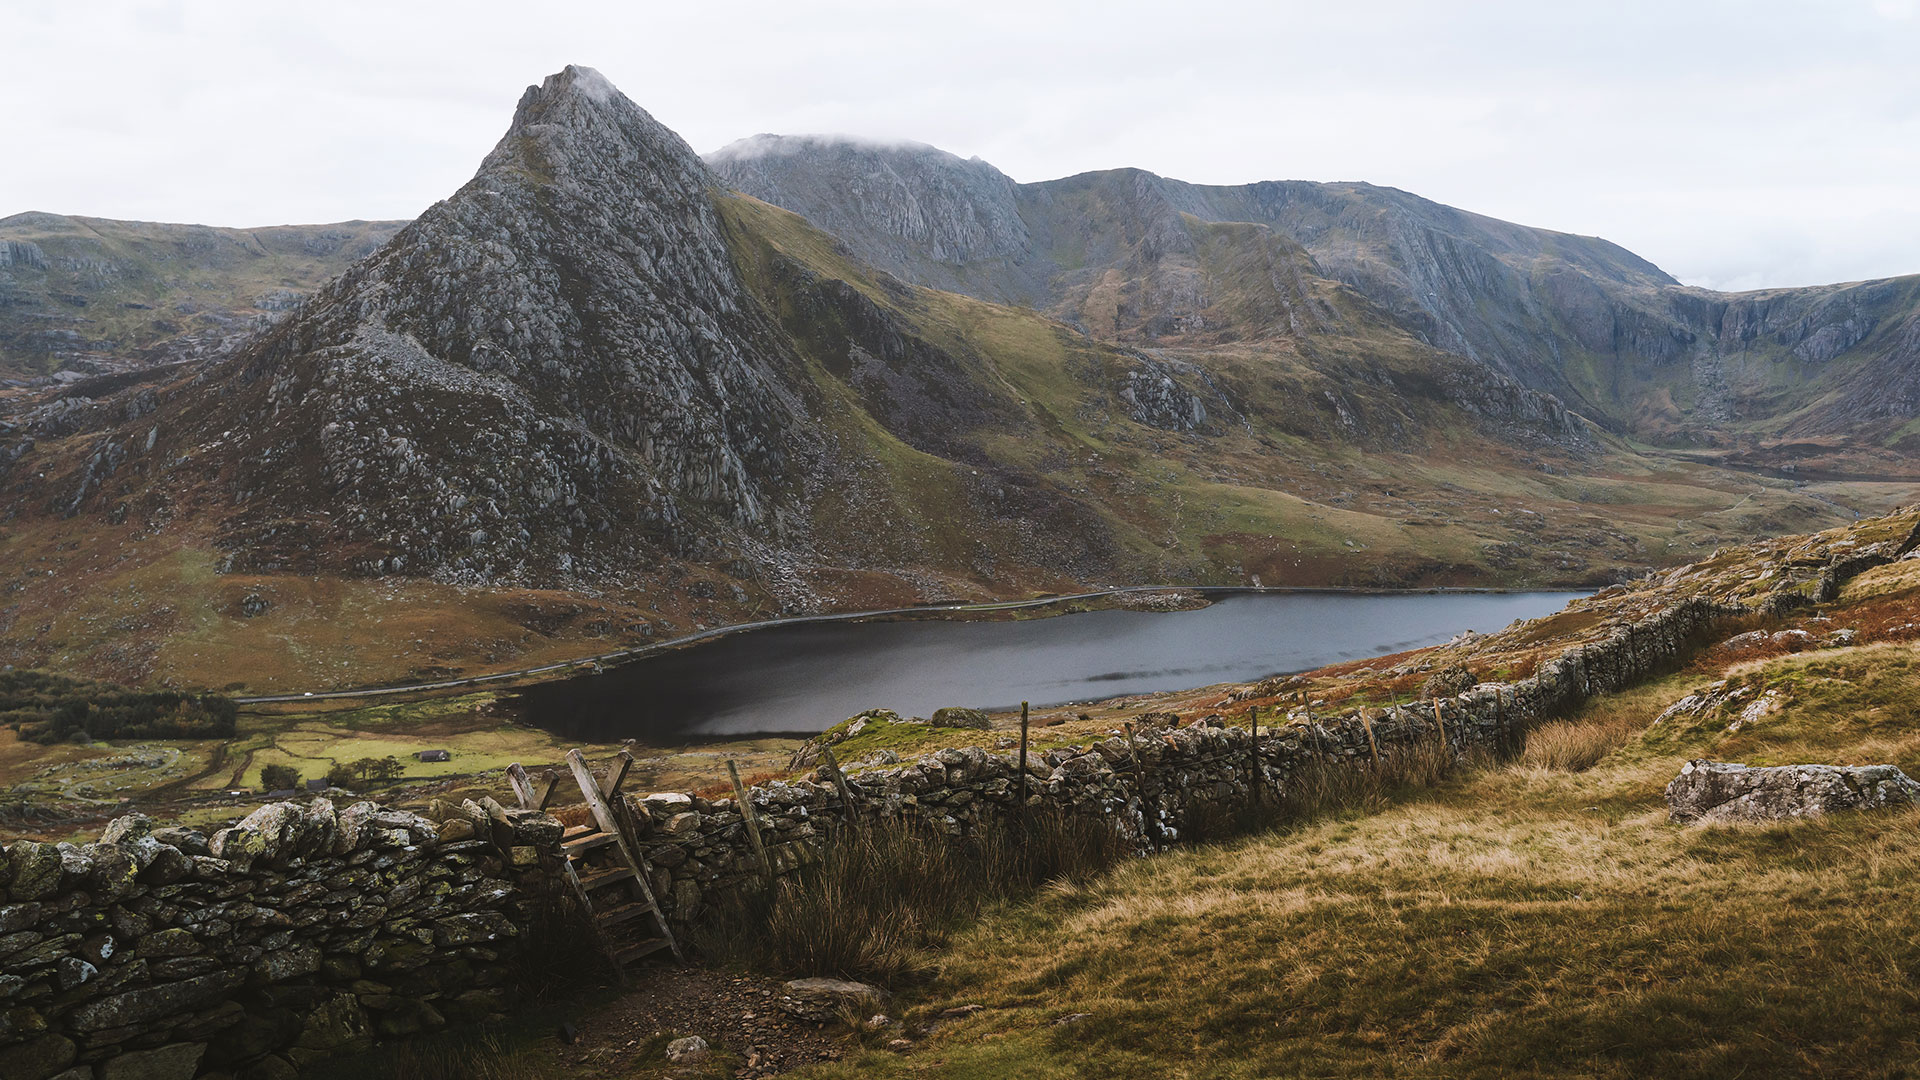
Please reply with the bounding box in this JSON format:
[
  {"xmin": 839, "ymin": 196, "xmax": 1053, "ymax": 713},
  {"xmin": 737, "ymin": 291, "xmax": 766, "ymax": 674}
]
[
  {"xmin": 1247, "ymin": 705, "xmax": 1262, "ymax": 806},
  {"xmin": 820, "ymin": 745, "xmax": 861, "ymax": 835},
  {"xmin": 727, "ymin": 759, "xmax": 775, "ymax": 882},
  {"xmin": 1017, "ymin": 701, "xmax": 1031, "ymax": 817},
  {"xmin": 1432, "ymin": 699, "xmax": 1450, "ymax": 753},
  {"xmin": 1124, "ymin": 722, "xmax": 1158, "ymax": 848}
]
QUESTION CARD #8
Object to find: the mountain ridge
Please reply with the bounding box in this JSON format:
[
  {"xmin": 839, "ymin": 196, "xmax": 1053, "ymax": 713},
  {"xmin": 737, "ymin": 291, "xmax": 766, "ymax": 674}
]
[{"xmin": 708, "ymin": 135, "xmax": 1920, "ymax": 450}]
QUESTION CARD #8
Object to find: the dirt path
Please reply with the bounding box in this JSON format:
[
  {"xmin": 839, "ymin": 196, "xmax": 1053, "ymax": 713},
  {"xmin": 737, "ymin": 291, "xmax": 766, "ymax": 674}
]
[{"xmin": 541, "ymin": 966, "xmax": 864, "ymax": 1078}]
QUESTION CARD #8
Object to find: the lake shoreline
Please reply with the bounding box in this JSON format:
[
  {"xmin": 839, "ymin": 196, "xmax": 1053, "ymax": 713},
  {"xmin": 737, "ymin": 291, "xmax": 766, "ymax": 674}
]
[
  {"xmin": 511, "ymin": 589, "xmax": 1588, "ymax": 742},
  {"xmin": 234, "ymin": 583, "xmax": 1579, "ymax": 706}
]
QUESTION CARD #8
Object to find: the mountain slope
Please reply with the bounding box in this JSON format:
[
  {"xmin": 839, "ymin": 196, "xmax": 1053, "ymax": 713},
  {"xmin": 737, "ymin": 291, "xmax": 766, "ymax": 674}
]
[{"xmin": 708, "ymin": 137, "xmax": 1920, "ymax": 456}]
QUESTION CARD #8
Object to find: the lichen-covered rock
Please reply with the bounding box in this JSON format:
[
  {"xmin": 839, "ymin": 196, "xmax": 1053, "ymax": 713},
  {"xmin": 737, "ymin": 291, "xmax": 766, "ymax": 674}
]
[
  {"xmin": 0, "ymin": 1032, "xmax": 75, "ymax": 1080},
  {"xmin": 208, "ymin": 827, "xmax": 266, "ymax": 869},
  {"xmin": 666, "ymin": 1034, "xmax": 710, "ymax": 1062},
  {"xmin": 1666, "ymin": 760, "xmax": 1920, "ymax": 824},
  {"xmin": 502, "ymin": 809, "xmax": 562, "ymax": 848},
  {"xmin": 100, "ymin": 813, "xmax": 156, "ymax": 846},
  {"xmin": 1420, "ymin": 664, "xmax": 1477, "ymax": 699},
  {"xmin": 6, "ymin": 843, "xmax": 63, "ymax": 901},
  {"xmin": 68, "ymin": 969, "xmax": 245, "ymax": 1031},
  {"xmin": 930, "ymin": 707, "xmax": 991, "ymax": 730},
  {"xmin": 97, "ymin": 1041, "xmax": 205, "ymax": 1080}
]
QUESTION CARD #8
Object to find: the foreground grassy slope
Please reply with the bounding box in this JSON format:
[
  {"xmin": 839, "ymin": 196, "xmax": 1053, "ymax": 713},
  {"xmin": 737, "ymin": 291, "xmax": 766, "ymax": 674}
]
[
  {"xmin": 797, "ymin": 654, "xmax": 1920, "ymax": 1080},
  {"xmin": 635, "ymin": 506, "xmax": 1920, "ymax": 1079}
]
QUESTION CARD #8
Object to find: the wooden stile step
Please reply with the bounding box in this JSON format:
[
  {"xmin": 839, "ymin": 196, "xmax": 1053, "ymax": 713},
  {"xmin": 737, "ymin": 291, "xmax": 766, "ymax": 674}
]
[
  {"xmin": 507, "ymin": 752, "xmax": 683, "ymax": 983},
  {"xmin": 614, "ymin": 938, "xmax": 674, "ymax": 965},
  {"xmin": 576, "ymin": 866, "xmax": 636, "ymax": 892},
  {"xmin": 561, "ymin": 832, "xmax": 619, "ymax": 854},
  {"xmin": 596, "ymin": 901, "xmax": 659, "ymax": 928}
]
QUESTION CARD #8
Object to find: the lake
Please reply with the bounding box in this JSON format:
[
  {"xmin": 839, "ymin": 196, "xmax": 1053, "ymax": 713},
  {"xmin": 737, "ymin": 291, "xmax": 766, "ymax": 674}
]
[{"xmin": 511, "ymin": 590, "xmax": 1580, "ymax": 741}]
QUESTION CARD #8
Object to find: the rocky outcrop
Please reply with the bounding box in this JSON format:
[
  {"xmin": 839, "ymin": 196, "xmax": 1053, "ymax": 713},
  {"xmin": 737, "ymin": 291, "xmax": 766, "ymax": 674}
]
[
  {"xmin": 1120, "ymin": 361, "xmax": 1208, "ymax": 433},
  {"xmin": 0, "ymin": 214, "xmax": 402, "ymax": 379},
  {"xmin": 0, "ymin": 802, "xmax": 563, "ymax": 1079},
  {"xmin": 1666, "ymin": 760, "xmax": 1920, "ymax": 824}
]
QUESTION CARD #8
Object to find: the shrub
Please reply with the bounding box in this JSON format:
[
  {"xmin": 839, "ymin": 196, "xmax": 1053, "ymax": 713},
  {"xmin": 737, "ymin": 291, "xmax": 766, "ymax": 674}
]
[
  {"xmin": 1276, "ymin": 736, "xmax": 1466, "ymax": 820},
  {"xmin": 1521, "ymin": 711, "xmax": 1641, "ymax": 771},
  {"xmin": 260, "ymin": 764, "xmax": 302, "ymax": 791},
  {"xmin": 0, "ymin": 669, "xmax": 236, "ymax": 744}
]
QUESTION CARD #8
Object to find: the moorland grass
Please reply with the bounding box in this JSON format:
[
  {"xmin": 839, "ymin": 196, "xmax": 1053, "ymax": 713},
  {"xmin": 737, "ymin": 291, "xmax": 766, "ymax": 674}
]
[{"xmin": 790, "ymin": 645, "xmax": 1920, "ymax": 1079}]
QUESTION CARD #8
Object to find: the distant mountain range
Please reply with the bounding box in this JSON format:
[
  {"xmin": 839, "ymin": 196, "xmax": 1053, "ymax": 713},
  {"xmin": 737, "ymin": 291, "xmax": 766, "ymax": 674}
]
[
  {"xmin": 708, "ymin": 134, "xmax": 1920, "ymax": 449},
  {"xmin": 0, "ymin": 215, "xmax": 403, "ymax": 381},
  {"xmin": 0, "ymin": 67, "xmax": 1911, "ymax": 691}
]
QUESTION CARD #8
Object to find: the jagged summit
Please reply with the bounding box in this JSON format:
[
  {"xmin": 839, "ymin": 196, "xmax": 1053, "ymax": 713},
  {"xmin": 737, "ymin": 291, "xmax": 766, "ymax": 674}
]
[
  {"xmin": 108, "ymin": 66, "xmax": 815, "ymax": 583},
  {"xmin": 483, "ymin": 65, "xmax": 714, "ymax": 195}
]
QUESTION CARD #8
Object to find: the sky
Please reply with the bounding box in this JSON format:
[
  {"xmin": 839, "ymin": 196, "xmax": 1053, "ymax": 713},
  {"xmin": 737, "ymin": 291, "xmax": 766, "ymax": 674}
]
[{"xmin": 4, "ymin": 0, "xmax": 1917, "ymax": 292}]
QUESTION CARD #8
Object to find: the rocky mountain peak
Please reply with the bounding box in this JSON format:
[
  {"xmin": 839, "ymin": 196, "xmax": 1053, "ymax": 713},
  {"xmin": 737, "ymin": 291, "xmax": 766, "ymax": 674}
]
[
  {"xmin": 117, "ymin": 67, "xmax": 815, "ymax": 585},
  {"xmin": 481, "ymin": 65, "xmax": 716, "ymax": 201}
]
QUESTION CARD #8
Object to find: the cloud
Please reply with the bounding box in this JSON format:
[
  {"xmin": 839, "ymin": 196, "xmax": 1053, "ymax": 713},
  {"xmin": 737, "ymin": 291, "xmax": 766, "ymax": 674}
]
[{"xmin": 1, "ymin": 0, "xmax": 1915, "ymax": 290}]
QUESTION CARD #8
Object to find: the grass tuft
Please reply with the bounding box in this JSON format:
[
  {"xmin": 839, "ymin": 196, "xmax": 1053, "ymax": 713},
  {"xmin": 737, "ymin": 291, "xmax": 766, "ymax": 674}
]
[
  {"xmin": 696, "ymin": 809, "xmax": 1128, "ymax": 986},
  {"xmin": 1521, "ymin": 711, "xmax": 1644, "ymax": 772}
]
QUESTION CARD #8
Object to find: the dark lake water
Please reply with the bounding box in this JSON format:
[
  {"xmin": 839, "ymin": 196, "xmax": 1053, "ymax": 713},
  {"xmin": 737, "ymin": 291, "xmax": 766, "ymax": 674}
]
[{"xmin": 511, "ymin": 590, "xmax": 1580, "ymax": 741}]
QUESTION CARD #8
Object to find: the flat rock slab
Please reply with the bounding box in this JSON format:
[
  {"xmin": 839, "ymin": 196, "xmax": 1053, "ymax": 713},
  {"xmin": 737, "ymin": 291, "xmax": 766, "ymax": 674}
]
[
  {"xmin": 1667, "ymin": 759, "xmax": 1920, "ymax": 824},
  {"xmin": 777, "ymin": 978, "xmax": 891, "ymax": 1023}
]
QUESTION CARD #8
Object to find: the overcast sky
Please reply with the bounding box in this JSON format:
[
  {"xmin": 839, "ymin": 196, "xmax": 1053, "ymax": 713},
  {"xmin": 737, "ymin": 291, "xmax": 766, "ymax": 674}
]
[{"xmin": 5, "ymin": 0, "xmax": 1916, "ymax": 291}]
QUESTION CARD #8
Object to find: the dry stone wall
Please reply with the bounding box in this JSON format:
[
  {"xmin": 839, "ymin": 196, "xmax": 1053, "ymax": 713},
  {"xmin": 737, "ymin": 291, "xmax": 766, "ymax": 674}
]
[
  {"xmin": 621, "ymin": 595, "xmax": 1747, "ymax": 926},
  {"xmin": 0, "ymin": 798, "xmax": 564, "ymax": 1080}
]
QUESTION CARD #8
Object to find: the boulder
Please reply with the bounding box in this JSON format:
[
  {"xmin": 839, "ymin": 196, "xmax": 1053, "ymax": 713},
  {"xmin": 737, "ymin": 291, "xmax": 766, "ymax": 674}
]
[
  {"xmin": 1667, "ymin": 760, "xmax": 1920, "ymax": 824},
  {"xmin": 777, "ymin": 977, "xmax": 891, "ymax": 1023},
  {"xmin": 665, "ymin": 1035, "xmax": 710, "ymax": 1063},
  {"xmin": 931, "ymin": 707, "xmax": 991, "ymax": 730}
]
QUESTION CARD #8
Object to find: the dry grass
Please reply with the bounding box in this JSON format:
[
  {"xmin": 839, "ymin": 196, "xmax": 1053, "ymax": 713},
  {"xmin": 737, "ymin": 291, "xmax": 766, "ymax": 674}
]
[
  {"xmin": 1520, "ymin": 706, "xmax": 1646, "ymax": 772},
  {"xmin": 696, "ymin": 809, "xmax": 1128, "ymax": 986},
  {"xmin": 787, "ymin": 645, "xmax": 1920, "ymax": 1080}
]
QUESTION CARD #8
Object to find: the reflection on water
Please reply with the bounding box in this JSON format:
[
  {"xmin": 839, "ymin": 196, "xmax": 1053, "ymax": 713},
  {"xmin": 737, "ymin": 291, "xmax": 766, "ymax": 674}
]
[{"xmin": 512, "ymin": 591, "xmax": 1580, "ymax": 740}]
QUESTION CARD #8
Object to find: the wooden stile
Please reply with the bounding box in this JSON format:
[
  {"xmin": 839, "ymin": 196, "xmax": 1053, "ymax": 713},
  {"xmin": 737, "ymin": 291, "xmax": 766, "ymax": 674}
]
[{"xmin": 504, "ymin": 750, "xmax": 683, "ymax": 980}]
